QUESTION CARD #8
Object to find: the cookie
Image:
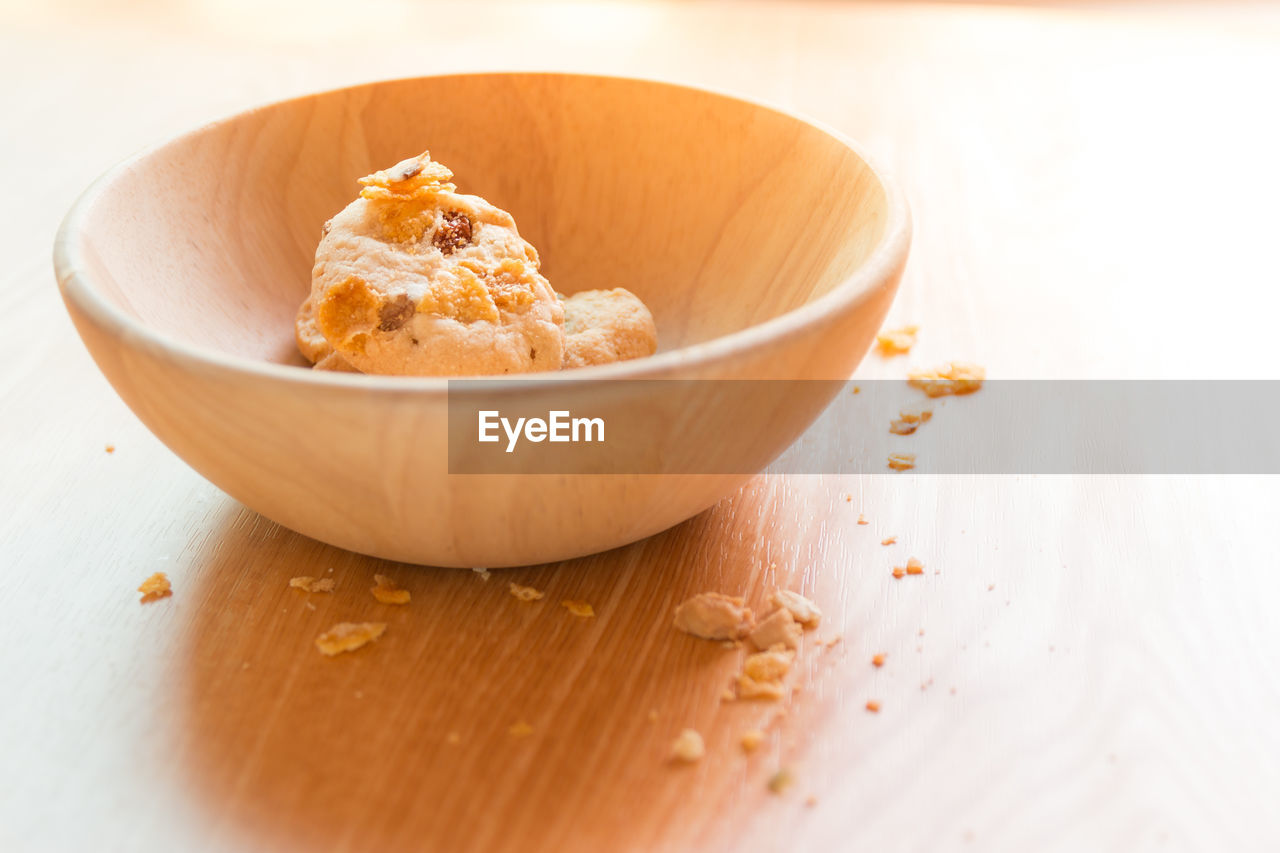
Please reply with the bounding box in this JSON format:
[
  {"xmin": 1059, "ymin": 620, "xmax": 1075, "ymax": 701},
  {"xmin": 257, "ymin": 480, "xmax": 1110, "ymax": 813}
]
[
  {"xmin": 306, "ymin": 152, "xmax": 564, "ymax": 376},
  {"xmin": 560, "ymin": 288, "xmax": 658, "ymax": 369}
]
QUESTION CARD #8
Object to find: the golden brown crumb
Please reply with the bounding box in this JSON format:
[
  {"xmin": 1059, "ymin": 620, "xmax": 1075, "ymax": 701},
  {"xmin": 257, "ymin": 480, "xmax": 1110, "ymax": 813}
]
[
  {"xmin": 315, "ymin": 622, "xmax": 387, "ymax": 656},
  {"xmin": 875, "ymin": 324, "xmax": 919, "ymax": 355},
  {"xmin": 562, "ymin": 600, "xmax": 595, "ymax": 618},
  {"xmin": 371, "ymin": 574, "xmax": 410, "ymax": 604},
  {"xmin": 767, "ymin": 768, "xmax": 795, "ymax": 794},
  {"xmin": 769, "ymin": 589, "xmax": 822, "ymax": 629},
  {"xmin": 105, "ymin": 444, "xmax": 115, "ymax": 454},
  {"xmin": 673, "ymin": 592, "xmax": 754, "ymax": 640},
  {"xmin": 740, "ymin": 729, "xmax": 765, "ymax": 753},
  {"xmin": 736, "ymin": 647, "xmax": 795, "ymax": 700},
  {"xmin": 865, "ymin": 700, "xmax": 881, "ymax": 713},
  {"xmin": 721, "ymin": 688, "xmax": 737, "ymax": 702},
  {"xmin": 891, "ymin": 407, "xmax": 934, "ymax": 435},
  {"xmin": 736, "ymin": 675, "xmax": 786, "ymax": 701},
  {"xmin": 508, "ymin": 582, "xmax": 544, "ymax": 602},
  {"xmin": 852, "ymin": 386, "xmax": 861, "ymax": 394},
  {"xmin": 671, "ymin": 729, "xmax": 705, "ymax": 762},
  {"xmin": 289, "ymin": 576, "xmax": 335, "ymax": 593},
  {"xmin": 749, "ymin": 607, "xmax": 802, "ymax": 651},
  {"xmin": 508, "ymin": 721, "xmax": 534, "ymax": 738},
  {"xmin": 892, "ymin": 567, "xmax": 906, "ymax": 579},
  {"xmin": 881, "ymin": 536, "xmax": 897, "ymax": 546},
  {"xmin": 845, "ymin": 494, "xmax": 853, "ymax": 502},
  {"xmin": 857, "ymin": 513, "xmax": 869, "ymax": 525},
  {"xmin": 906, "ymin": 557, "xmax": 925, "ymax": 576},
  {"xmin": 887, "ymin": 453, "xmax": 916, "ymax": 471},
  {"xmin": 908, "ymin": 362, "xmax": 986, "ymax": 397},
  {"xmin": 872, "ymin": 653, "xmax": 886, "ymax": 667},
  {"xmin": 137, "ymin": 572, "xmax": 171, "ymax": 603}
]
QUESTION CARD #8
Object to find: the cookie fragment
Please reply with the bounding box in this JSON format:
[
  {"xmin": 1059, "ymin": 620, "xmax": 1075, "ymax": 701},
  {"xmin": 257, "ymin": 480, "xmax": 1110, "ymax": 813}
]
[
  {"xmin": 748, "ymin": 607, "xmax": 802, "ymax": 651},
  {"xmin": 908, "ymin": 362, "xmax": 986, "ymax": 397},
  {"xmin": 509, "ymin": 582, "xmax": 544, "ymax": 602},
  {"xmin": 315, "ymin": 622, "xmax": 387, "ymax": 656},
  {"xmin": 740, "ymin": 730, "xmax": 765, "ymax": 753},
  {"xmin": 875, "ymin": 324, "xmax": 918, "ymax": 355},
  {"xmin": 769, "ymin": 590, "xmax": 822, "ymax": 629},
  {"xmin": 560, "ymin": 288, "xmax": 658, "ymax": 369},
  {"xmin": 673, "ymin": 592, "xmax": 754, "ymax": 640},
  {"xmin": 290, "ymin": 576, "xmax": 335, "ymax": 593},
  {"xmin": 138, "ymin": 572, "xmax": 171, "ymax": 603},
  {"xmin": 671, "ymin": 729, "xmax": 705, "ymax": 763},
  {"xmin": 887, "ymin": 453, "xmax": 916, "ymax": 471},
  {"xmin": 735, "ymin": 647, "xmax": 795, "ymax": 701},
  {"xmin": 371, "ymin": 574, "xmax": 411, "ymax": 604},
  {"xmin": 562, "ymin": 600, "xmax": 595, "ymax": 618}
]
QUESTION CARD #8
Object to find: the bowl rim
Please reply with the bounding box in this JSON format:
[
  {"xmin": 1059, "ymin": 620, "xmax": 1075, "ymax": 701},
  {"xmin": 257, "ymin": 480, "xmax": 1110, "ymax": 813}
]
[{"xmin": 53, "ymin": 70, "xmax": 911, "ymax": 392}]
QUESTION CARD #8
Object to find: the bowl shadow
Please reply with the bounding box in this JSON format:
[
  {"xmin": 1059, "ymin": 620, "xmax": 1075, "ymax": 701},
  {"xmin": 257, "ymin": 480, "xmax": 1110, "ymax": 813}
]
[{"xmin": 172, "ymin": 477, "xmax": 840, "ymax": 852}]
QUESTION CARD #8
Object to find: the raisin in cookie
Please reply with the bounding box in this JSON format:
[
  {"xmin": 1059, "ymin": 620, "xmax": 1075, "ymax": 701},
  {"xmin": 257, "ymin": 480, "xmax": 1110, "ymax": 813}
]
[
  {"xmin": 560, "ymin": 288, "xmax": 657, "ymax": 369},
  {"xmin": 305, "ymin": 152, "xmax": 563, "ymax": 376}
]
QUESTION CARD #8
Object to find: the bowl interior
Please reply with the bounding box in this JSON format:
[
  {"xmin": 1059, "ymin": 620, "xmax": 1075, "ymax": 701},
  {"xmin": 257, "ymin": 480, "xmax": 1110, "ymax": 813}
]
[{"xmin": 72, "ymin": 73, "xmax": 889, "ymax": 367}]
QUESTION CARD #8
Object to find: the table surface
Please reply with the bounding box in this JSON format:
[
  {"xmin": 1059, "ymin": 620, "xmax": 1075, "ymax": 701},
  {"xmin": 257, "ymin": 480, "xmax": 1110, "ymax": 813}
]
[{"xmin": 3, "ymin": 1, "xmax": 1280, "ymax": 851}]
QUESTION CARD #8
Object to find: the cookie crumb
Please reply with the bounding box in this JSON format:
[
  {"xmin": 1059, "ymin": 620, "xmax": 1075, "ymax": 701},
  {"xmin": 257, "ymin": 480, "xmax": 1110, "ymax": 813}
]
[
  {"xmin": 472, "ymin": 567, "xmax": 491, "ymax": 581},
  {"xmin": 892, "ymin": 567, "xmax": 906, "ymax": 579},
  {"xmin": 290, "ymin": 577, "xmax": 334, "ymax": 593},
  {"xmin": 769, "ymin": 589, "xmax": 822, "ymax": 629},
  {"xmin": 508, "ymin": 582, "xmax": 544, "ymax": 602},
  {"xmin": 865, "ymin": 700, "xmax": 881, "ymax": 713},
  {"xmin": 674, "ymin": 592, "xmax": 754, "ymax": 640},
  {"xmin": 137, "ymin": 572, "xmax": 171, "ymax": 603},
  {"xmin": 508, "ymin": 721, "xmax": 534, "ymax": 738},
  {"xmin": 562, "ymin": 600, "xmax": 595, "ymax": 618},
  {"xmin": 749, "ymin": 607, "xmax": 802, "ymax": 651},
  {"xmin": 852, "ymin": 386, "xmax": 861, "ymax": 394},
  {"xmin": 105, "ymin": 444, "xmax": 115, "ymax": 454},
  {"xmin": 876, "ymin": 324, "xmax": 918, "ymax": 355},
  {"xmin": 906, "ymin": 557, "xmax": 925, "ymax": 576},
  {"xmin": 881, "ymin": 536, "xmax": 897, "ymax": 546},
  {"xmin": 315, "ymin": 621, "xmax": 386, "ymax": 656},
  {"xmin": 736, "ymin": 647, "xmax": 795, "ymax": 701},
  {"xmin": 671, "ymin": 729, "xmax": 705, "ymax": 763},
  {"xmin": 908, "ymin": 362, "xmax": 986, "ymax": 397},
  {"xmin": 767, "ymin": 768, "xmax": 795, "ymax": 794},
  {"xmin": 857, "ymin": 513, "xmax": 869, "ymax": 525},
  {"xmin": 887, "ymin": 453, "xmax": 916, "ymax": 471},
  {"xmin": 740, "ymin": 729, "xmax": 765, "ymax": 753},
  {"xmin": 371, "ymin": 574, "xmax": 411, "ymax": 604},
  {"xmin": 872, "ymin": 653, "xmax": 886, "ymax": 667}
]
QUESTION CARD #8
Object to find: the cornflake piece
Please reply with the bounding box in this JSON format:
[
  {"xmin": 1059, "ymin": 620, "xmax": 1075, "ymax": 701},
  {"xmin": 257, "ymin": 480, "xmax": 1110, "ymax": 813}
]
[
  {"xmin": 875, "ymin": 324, "xmax": 918, "ymax": 355},
  {"xmin": 887, "ymin": 453, "xmax": 916, "ymax": 471},
  {"xmin": 865, "ymin": 700, "xmax": 881, "ymax": 713},
  {"xmin": 138, "ymin": 572, "xmax": 171, "ymax": 603},
  {"xmin": 767, "ymin": 768, "xmax": 795, "ymax": 794},
  {"xmin": 892, "ymin": 568, "xmax": 906, "ymax": 579},
  {"xmin": 508, "ymin": 721, "xmax": 534, "ymax": 738},
  {"xmin": 736, "ymin": 647, "xmax": 794, "ymax": 701},
  {"xmin": 769, "ymin": 589, "xmax": 822, "ymax": 629},
  {"xmin": 105, "ymin": 444, "xmax": 116, "ymax": 454},
  {"xmin": 881, "ymin": 536, "xmax": 897, "ymax": 546},
  {"xmin": 748, "ymin": 607, "xmax": 802, "ymax": 651},
  {"xmin": 740, "ymin": 730, "xmax": 765, "ymax": 753},
  {"xmin": 671, "ymin": 729, "xmax": 705, "ymax": 763},
  {"xmin": 908, "ymin": 362, "xmax": 986, "ymax": 397},
  {"xmin": 562, "ymin": 600, "xmax": 595, "ymax": 618},
  {"xmin": 371, "ymin": 574, "xmax": 410, "ymax": 604},
  {"xmin": 857, "ymin": 514, "xmax": 869, "ymax": 525},
  {"xmin": 315, "ymin": 622, "xmax": 387, "ymax": 656},
  {"xmin": 508, "ymin": 582, "xmax": 544, "ymax": 602},
  {"xmin": 673, "ymin": 592, "xmax": 754, "ymax": 640},
  {"xmin": 472, "ymin": 567, "xmax": 491, "ymax": 581},
  {"xmin": 872, "ymin": 653, "xmax": 886, "ymax": 667},
  {"xmin": 906, "ymin": 557, "xmax": 925, "ymax": 576}
]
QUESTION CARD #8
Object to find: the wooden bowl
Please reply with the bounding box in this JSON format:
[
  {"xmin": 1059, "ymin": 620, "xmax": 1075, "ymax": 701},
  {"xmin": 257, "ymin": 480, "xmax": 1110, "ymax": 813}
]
[{"xmin": 54, "ymin": 73, "xmax": 910, "ymax": 567}]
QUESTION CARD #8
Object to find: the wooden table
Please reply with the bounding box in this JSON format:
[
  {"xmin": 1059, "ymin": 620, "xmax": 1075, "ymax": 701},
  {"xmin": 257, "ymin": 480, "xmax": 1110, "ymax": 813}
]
[{"xmin": 4, "ymin": 1, "xmax": 1279, "ymax": 850}]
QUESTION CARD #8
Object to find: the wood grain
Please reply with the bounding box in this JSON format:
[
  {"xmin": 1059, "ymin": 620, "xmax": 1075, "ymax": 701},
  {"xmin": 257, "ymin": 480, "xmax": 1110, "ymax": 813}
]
[{"xmin": 4, "ymin": 1, "xmax": 1280, "ymax": 851}]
